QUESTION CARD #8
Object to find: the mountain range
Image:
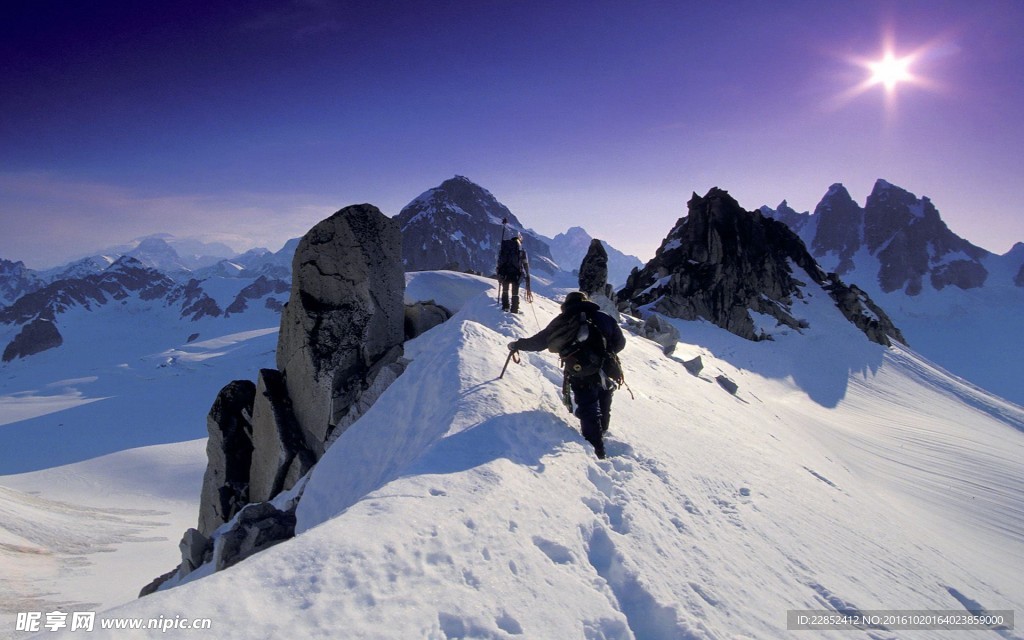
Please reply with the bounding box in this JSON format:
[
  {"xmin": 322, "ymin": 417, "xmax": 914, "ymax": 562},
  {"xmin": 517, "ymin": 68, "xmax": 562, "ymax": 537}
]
[
  {"xmin": 2, "ymin": 176, "xmax": 1021, "ymax": 406},
  {"xmin": 0, "ymin": 177, "xmax": 639, "ymax": 370},
  {"xmin": 1, "ymin": 178, "xmax": 1022, "ymax": 638},
  {"xmin": 761, "ymin": 179, "xmax": 1024, "ymax": 404}
]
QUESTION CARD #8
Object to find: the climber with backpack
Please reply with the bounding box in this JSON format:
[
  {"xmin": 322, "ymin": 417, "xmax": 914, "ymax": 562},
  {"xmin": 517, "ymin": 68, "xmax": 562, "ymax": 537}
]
[
  {"xmin": 507, "ymin": 291, "xmax": 626, "ymax": 459},
  {"xmin": 496, "ymin": 228, "xmax": 531, "ymax": 314}
]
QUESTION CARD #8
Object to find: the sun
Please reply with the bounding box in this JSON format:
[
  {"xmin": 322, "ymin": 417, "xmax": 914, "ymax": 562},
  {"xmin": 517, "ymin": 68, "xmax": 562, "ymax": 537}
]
[
  {"xmin": 867, "ymin": 51, "xmax": 914, "ymax": 93},
  {"xmin": 827, "ymin": 34, "xmax": 942, "ymax": 112}
]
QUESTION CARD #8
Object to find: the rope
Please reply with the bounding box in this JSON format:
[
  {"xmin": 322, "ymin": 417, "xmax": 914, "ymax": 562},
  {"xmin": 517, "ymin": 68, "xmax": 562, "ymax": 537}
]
[{"xmin": 528, "ymin": 296, "xmax": 541, "ymax": 331}]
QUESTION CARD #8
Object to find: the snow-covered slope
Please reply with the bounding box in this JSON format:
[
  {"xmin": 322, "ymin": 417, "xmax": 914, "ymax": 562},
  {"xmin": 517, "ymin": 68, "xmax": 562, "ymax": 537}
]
[
  {"xmin": 0, "ymin": 440, "xmax": 206, "ymax": 622},
  {"xmin": 0, "ymin": 299, "xmax": 280, "ymax": 474},
  {"xmin": 14, "ymin": 271, "xmax": 1019, "ymax": 639}
]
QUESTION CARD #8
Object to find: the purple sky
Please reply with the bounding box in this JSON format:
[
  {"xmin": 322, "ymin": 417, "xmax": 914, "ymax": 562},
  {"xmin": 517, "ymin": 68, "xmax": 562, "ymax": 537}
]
[{"xmin": 2, "ymin": 0, "xmax": 1022, "ymax": 268}]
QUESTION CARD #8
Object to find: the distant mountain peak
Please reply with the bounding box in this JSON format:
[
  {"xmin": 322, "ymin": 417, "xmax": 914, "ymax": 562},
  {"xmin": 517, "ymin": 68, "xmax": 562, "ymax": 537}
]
[
  {"xmin": 821, "ymin": 182, "xmax": 855, "ymax": 203},
  {"xmin": 547, "ymin": 227, "xmax": 643, "ymax": 287},
  {"xmin": 395, "ymin": 177, "xmax": 556, "ymax": 274},
  {"xmin": 763, "ymin": 179, "xmax": 997, "ymax": 296}
]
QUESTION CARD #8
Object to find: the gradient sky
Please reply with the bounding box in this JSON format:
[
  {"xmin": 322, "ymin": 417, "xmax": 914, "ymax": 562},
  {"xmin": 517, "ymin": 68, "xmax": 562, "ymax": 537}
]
[{"xmin": 2, "ymin": 0, "xmax": 1023, "ymax": 268}]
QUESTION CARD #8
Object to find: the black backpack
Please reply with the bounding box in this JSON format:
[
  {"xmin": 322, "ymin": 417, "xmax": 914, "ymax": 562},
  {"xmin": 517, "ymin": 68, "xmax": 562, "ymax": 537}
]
[
  {"xmin": 551, "ymin": 311, "xmax": 608, "ymax": 378},
  {"xmin": 497, "ymin": 238, "xmax": 523, "ymax": 279}
]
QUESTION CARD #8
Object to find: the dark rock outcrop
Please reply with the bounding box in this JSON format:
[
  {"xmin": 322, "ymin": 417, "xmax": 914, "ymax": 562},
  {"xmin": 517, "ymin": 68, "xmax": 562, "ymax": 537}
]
[
  {"xmin": 2, "ymin": 317, "xmax": 63, "ymax": 362},
  {"xmin": 930, "ymin": 260, "xmax": 989, "ymax": 291},
  {"xmin": 682, "ymin": 355, "xmax": 703, "ymax": 376},
  {"xmin": 248, "ymin": 369, "xmax": 316, "ymax": 504},
  {"xmin": 716, "ymin": 375, "xmax": 739, "ymax": 395},
  {"xmin": 198, "ymin": 380, "xmax": 256, "ymax": 537},
  {"xmin": 212, "ymin": 502, "xmax": 297, "ymax": 571},
  {"xmin": 146, "ymin": 202, "xmax": 412, "ymax": 596},
  {"xmin": 822, "ymin": 279, "xmax": 905, "ymax": 346},
  {"xmin": 172, "ymin": 279, "xmax": 223, "ymax": 321},
  {"xmin": 404, "ymin": 301, "xmax": 451, "ymax": 340},
  {"xmin": 618, "ymin": 187, "xmax": 904, "ymax": 346},
  {"xmin": 142, "ymin": 501, "xmax": 298, "ymax": 597},
  {"xmin": 578, "ymin": 239, "xmax": 609, "ymax": 296},
  {"xmin": 276, "ymin": 204, "xmax": 406, "ymax": 457}
]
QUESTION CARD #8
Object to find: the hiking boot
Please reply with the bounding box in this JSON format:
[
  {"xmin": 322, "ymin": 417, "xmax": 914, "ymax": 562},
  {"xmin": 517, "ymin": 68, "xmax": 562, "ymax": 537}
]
[{"xmin": 510, "ymin": 296, "xmax": 520, "ymax": 314}]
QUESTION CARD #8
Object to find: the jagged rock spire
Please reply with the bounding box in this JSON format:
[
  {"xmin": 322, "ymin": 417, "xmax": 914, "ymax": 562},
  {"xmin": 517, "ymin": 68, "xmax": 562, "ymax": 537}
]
[
  {"xmin": 618, "ymin": 187, "xmax": 904, "ymax": 346},
  {"xmin": 578, "ymin": 239, "xmax": 609, "ymax": 296}
]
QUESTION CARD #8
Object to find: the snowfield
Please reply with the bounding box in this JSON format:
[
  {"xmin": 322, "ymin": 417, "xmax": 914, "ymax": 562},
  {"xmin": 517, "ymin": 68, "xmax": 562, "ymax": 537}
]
[{"xmin": 1, "ymin": 271, "xmax": 1022, "ymax": 639}]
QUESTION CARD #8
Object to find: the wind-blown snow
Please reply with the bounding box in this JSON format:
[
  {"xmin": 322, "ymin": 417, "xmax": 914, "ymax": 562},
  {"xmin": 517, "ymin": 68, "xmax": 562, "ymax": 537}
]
[{"xmin": 6, "ymin": 271, "xmax": 1016, "ymax": 639}]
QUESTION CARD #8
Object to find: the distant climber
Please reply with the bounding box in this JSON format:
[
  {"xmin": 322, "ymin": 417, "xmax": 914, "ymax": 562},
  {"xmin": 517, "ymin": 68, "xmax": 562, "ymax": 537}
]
[
  {"xmin": 508, "ymin": 291, "xmax": 626, "ymax": 459},
  {"xmin": 496, "ymin": 232, "xmax": 531, "ymax": 313}
]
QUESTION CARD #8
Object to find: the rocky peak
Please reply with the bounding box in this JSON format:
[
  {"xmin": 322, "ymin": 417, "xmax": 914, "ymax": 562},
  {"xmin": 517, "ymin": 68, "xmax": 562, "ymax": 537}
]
[
  {"xmin": 618, "ymin": 187, "xmax": 904, "ymax": 346},
  {"xmin": 277, "ymin": 203, "xmax": 406, "ymax": 457},
  {"xmin": 396, "ymin": 176, "xmax": 556, "ymax": 275},
  {"xmin": 43, "ymin": 255, "xmax": 116, "ymax": 282},
  {"xmin": 760, "ymin": 200, "xmax": 810, "ymax": 236},
  {"xmin": 864, "ymin": 179, "xmax": 925, "ymax": 252},
  {"xmin": 767, "ymin": 180, "xmax": 998, "ymax": 296},
  {"xmin": 862, "ymin": 180, "xmax": 989, "ymax": 294},
  {"xmin": 811, "ymin": 183, "xmax": 862, "ymax": 275},
  {"xmin": 147, "ymin": 202, "xmax": 412, "ymax": 594}
]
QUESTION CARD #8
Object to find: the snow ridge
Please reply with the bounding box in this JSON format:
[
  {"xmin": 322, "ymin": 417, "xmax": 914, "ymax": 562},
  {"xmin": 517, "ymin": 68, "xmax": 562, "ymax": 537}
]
[{"xmin": 2, "ymin": 272, "xmax": 1022, "ymax": 639}]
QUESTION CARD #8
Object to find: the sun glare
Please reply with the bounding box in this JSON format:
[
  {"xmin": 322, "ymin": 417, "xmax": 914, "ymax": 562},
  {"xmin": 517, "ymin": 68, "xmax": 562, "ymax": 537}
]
[
  {"xmin": 867, "ymin": 51, "xmax": 913, "ymax": 92},
  {"xmin": 827, "ymin": 32, "xmax": 944, "ymax": 112}
]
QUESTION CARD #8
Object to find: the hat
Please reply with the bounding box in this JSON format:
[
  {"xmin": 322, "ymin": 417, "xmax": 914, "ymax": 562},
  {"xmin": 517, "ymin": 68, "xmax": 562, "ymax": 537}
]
[{"xmin": 561, "ymin": 291, "xmax": 589, "ymax": 310}]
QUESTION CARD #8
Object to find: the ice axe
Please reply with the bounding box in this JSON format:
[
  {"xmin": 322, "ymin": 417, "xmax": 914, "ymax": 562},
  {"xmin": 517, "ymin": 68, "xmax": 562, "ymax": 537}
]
[{"xmin": 499, "ymin": 346, "xmax": 520, "ymax": 376}]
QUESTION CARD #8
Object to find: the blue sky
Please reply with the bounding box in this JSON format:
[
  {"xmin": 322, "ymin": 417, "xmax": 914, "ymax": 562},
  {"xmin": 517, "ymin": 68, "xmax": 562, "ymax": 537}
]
[{"xmin": 2, "ymin": 0, "xmax": 1022, "ymax": 268}]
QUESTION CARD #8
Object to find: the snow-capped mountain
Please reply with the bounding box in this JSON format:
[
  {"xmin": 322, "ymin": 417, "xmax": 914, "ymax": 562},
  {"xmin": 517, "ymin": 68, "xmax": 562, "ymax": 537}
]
[
  {"xmin": 0, "ymin": 259, "xmax": 44, "ymax": 308},
  {"xmin": 395, "ymin": 176, "xmax": 560, "ymax": 275},
  {"xmin": 2, "ymin": 271, "xmax": 1020, "ymax": 638},
  {"xmin": 102, "ymin": 234, "xmax": 237, "ymax": 273},
  {"xmin": 0, "ymin": 255, "xmax": 290, "ymax": 364},
  {"xmin": 38, "ymin": 255, "xmax": 118, "ymax": 283},
  {"xmin": 544, "ymin": 226, "xmax": 643, "ymax": 287},
  {"xmin": 761, "ymin": 179, "xmax": 1024, "ymax": 404}
]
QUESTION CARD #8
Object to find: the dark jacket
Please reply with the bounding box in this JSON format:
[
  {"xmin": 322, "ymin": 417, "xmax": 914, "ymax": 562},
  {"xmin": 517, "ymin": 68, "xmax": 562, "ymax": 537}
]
[{"xmin": 514, "ymin": 300, "xmax": 626, "ymax": 355}]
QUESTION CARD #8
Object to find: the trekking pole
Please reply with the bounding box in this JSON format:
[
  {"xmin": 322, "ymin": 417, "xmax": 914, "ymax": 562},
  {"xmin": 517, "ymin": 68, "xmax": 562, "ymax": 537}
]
[{"xmin": 499, "ymin": 349, "xmax": 521, "ymax": 379}]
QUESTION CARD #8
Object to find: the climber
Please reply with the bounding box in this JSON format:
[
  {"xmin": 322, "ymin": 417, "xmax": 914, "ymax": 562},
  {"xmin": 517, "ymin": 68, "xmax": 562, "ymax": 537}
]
[{"xmin": 508, "ymin": 291, "xmax": 626, "ymax": 459}]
